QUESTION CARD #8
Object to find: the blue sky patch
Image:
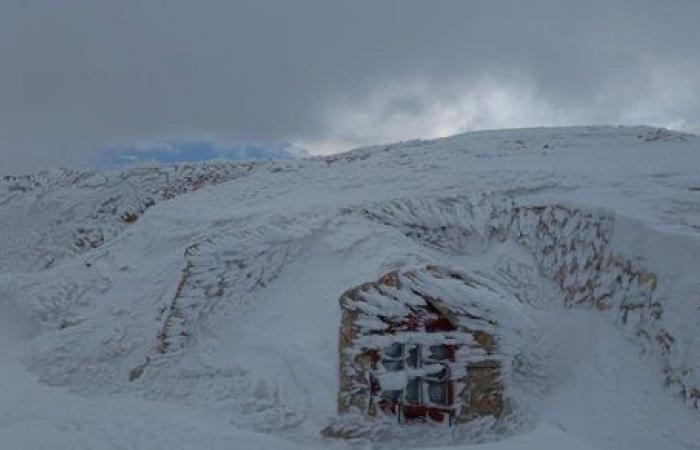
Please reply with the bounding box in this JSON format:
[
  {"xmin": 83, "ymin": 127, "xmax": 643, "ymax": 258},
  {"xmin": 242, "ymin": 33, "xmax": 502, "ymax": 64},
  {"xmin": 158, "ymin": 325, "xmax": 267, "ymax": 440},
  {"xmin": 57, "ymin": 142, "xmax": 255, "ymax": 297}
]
[{"xmin": 98, "ymin": 140, "xmax": 305, "ymax": 168}]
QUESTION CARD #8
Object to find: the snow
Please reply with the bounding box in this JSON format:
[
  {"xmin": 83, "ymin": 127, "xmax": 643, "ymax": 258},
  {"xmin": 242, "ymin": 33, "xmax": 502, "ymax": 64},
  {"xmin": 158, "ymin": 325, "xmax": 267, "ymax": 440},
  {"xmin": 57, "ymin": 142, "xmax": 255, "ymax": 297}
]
[
  {"xmin": 0, "ymin": 342, "xmax": 305, "ymax": 450},
  {"xmin": 1, "ymin": 125, "xmax": 700, "ymax": 449},
  {"xmin": 0, "ymin": 343, "xmax": 596, "ymax": 450}
]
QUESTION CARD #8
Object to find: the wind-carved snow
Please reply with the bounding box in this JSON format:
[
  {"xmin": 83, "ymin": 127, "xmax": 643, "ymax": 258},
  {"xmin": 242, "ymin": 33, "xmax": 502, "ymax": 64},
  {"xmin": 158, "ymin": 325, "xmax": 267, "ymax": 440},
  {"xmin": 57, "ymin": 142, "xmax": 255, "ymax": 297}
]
[
  {"xmin": 155, "ymin": 214, "xmax": 321, "ymax": 354},
  {"xmin": 0, "ymin": 162, "xmax": 255, "ymax": 273},
  {"xmin": 115, "ymin": 194, "xmax": 698, "ymax": 444},
  {"xmin": 1, "ymin": 126, "xmax": 700, "ymax": 450}
]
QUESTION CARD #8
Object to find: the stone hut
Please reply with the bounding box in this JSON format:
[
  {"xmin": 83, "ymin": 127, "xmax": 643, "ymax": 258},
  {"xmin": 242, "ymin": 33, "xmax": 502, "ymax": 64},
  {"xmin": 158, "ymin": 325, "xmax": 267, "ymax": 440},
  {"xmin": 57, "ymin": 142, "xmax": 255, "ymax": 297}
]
[{"xmin": 338, "ymin": 265, "xmax": 504, "ymax": 425}]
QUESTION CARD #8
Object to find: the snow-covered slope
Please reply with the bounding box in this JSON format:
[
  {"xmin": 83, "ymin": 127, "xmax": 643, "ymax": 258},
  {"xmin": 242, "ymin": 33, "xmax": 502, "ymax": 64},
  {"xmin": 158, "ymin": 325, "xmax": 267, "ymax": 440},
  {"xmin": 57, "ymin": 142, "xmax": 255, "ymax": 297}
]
[
  {"xmin": 0, "ymin": 161, "xmax": 255, "ymax": 273},
  {"xmin": 1, "ymin": 126, "xmax": 699, "ymax": 450}
]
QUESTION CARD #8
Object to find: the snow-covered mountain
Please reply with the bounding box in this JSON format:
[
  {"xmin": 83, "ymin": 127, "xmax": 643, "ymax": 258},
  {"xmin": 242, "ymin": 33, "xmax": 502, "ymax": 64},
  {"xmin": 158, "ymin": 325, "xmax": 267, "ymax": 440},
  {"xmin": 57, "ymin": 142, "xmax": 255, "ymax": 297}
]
[{"xmin": 1, "ymin": 126, "xmax": 699, "ymax": 450}]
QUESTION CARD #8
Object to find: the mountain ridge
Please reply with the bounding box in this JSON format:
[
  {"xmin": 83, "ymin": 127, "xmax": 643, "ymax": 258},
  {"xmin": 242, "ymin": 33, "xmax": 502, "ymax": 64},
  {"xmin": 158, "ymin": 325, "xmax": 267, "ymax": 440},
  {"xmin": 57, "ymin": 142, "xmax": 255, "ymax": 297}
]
[{"xmin": 1, "ymin": 125, "xmax": 699, "ymax": 449}]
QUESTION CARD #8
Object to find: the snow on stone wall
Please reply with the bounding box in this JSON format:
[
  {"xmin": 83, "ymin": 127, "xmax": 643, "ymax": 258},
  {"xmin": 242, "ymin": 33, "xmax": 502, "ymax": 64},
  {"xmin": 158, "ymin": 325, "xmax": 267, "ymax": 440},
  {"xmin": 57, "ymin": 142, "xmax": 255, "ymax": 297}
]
[
  {"xmin": 361, "ymin": 196, "xmax": 700, "ymax": 412},
  {"xmin": 336, "ymin": 267, "xmax": 504, "ymax": 425}
]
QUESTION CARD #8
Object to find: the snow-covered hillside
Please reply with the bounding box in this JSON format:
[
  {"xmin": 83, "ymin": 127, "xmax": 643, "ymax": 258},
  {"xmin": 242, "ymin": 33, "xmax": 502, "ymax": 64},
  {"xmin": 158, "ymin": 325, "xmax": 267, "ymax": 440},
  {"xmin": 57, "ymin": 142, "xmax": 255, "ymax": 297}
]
[
  {"xmin": 1, "ymin": 126, "xmax": 699, "ymax": 450},
  {"xmin": 0, "ymin": 161, "xmax": 256, "ymax": 273}
]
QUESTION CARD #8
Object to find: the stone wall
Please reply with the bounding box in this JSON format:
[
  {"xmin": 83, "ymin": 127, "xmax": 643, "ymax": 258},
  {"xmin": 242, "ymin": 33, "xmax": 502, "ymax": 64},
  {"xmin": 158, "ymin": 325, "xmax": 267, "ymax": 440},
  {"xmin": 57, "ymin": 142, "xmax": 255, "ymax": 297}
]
[
  {"xmin": 337, "ymin": 266, "xmax": 505, "ymax": 425},
  {"xmin": 360, "ymin": 196, "xmax": 699, "ymax": 412}
]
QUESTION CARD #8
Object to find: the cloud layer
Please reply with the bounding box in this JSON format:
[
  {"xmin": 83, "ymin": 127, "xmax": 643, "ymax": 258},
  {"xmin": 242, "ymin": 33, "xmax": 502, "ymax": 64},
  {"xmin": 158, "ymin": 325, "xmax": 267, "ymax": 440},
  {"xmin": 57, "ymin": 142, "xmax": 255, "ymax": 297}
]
[{"xmin": 1, "ymin": 0, "xmax": 699, "ymax": 172}]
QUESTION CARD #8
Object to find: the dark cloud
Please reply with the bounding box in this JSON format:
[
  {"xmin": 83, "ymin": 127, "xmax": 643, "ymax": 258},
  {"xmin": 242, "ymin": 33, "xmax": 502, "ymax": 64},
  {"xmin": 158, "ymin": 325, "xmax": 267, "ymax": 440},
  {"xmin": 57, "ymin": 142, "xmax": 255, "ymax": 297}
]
[{"xmin": 1, "ymin": 0, "xmax": 699, "ymax": 172}]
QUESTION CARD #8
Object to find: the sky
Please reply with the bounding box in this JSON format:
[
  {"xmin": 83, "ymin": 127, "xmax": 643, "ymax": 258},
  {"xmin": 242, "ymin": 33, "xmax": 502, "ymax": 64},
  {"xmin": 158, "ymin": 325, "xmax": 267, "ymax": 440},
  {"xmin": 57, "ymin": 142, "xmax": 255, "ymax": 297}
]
[
  {"xmin": 99, "ymin": 141, "xmax": 304, "ymax": 168},
  {"xmin": 1, "ymin": 0, "xmax": 700, "ymax": 172}
]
